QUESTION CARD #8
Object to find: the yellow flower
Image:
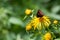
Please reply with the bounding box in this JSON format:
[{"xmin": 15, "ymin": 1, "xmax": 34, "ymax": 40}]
[
  {"xmin": 31, "ymin": 16, "xmax": 40, "ymax": 30},
  {"xmin": 26, "ymin": 24, "xmax": 32, "ymax": 31},
  {"xmin": 53, "ymin": 20, "xmax": 58, "ymax": 24},
  {"xmin": 25, "ymin": 9, "xmax": 32, "ymax": 15},
  {"xmin": 36, "ymin": 22, "xmax": 42, "ymax": 30},
  {"xmin": 37, "ymin": 16, "xmax": 51, "ymax": 30},
  {"xmin": 26, "ymin": 16, "xmax": 51, "ymax": 30},
  {"xmin": 44, "ymin": 32, "xmax": 51, "ymax": 40},
  {"xmin": 41, "ymin": 16, "xmax": 51, "ymax": 27}
]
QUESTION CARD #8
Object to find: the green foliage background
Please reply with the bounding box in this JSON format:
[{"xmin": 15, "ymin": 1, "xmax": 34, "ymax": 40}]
[{"xmin": 0, "ymin": 0, "xmax": 60, "ymax": 40}]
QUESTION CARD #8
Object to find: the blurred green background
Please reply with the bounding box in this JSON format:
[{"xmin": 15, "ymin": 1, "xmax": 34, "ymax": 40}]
[{"xmin": 0, "ymin": 0, "xmax": 60, "ymax": 40}]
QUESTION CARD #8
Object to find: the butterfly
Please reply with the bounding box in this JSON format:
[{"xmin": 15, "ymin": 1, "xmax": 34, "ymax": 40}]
[{"xmin": 37, "ymin": 10, "xmax": 44, "ymax": 17}]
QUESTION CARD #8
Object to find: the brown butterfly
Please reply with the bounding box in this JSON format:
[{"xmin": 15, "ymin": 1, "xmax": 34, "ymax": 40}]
[{"xmin": 37, "ymin": 10, "xmax": 44, "ymax": 17}]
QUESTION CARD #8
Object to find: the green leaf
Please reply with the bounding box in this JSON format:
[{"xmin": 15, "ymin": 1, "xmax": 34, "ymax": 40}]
[
  {"xmin": 9, "ymin": 17, "xmax": 24, "ymax": 27},
  {"xmin": 54, "ymin": 38, "xmax": 60, "ymax": 40}
]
